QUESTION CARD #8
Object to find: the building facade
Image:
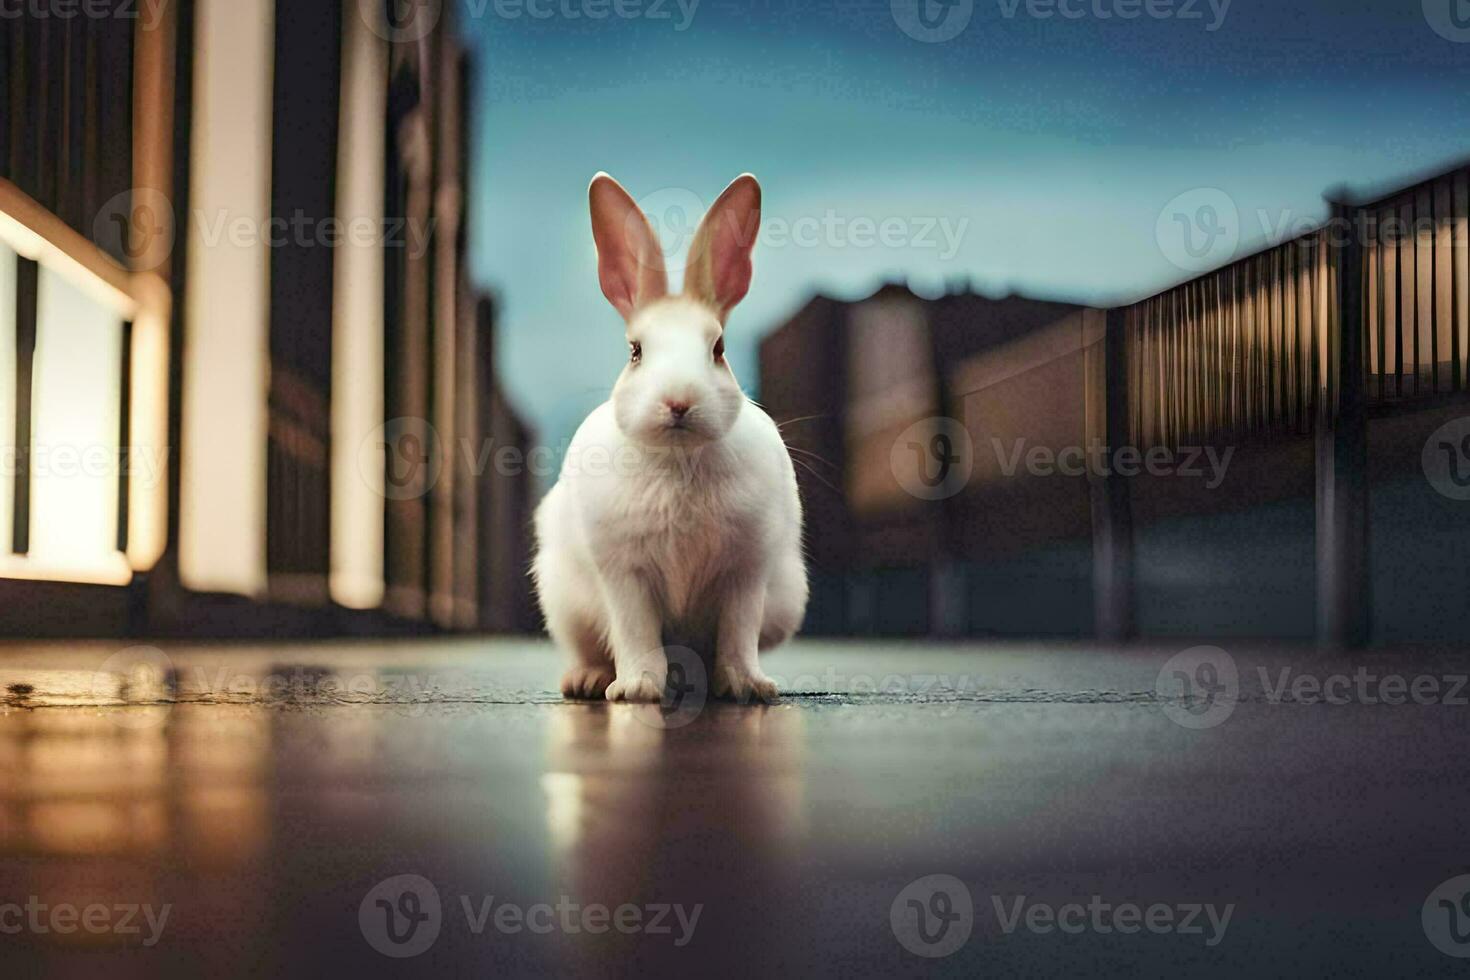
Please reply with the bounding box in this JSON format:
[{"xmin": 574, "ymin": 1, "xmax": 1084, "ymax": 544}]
[
  {"xmin": 1, "ymin": 0, "xmax": 538, "ymax": 637},
  {"xmin": 761, "ymin": 162, "xmax": 1470, "ymax": 646}
]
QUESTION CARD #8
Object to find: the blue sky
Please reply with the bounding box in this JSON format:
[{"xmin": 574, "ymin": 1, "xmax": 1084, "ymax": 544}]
[{"xmin": 456, "ymin": 0, "xmax": 1470, "ymax": 459}]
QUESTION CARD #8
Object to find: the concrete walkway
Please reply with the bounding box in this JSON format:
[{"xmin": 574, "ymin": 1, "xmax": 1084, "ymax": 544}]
[{"xmin": 1, "ymin": 638, "xmax": 1468, "ymax": 977}]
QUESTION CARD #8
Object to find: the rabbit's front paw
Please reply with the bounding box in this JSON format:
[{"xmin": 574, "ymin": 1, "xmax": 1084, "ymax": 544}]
[
  {"xmin": 713, "ymin": 664, "xmax": 779, "ymax": 703},
  {"xmin": 605, "ymin": 672, "xmax": 665, "ymax": 703},
  {"xmin": 561, "ymin": 664, "xmax": 615, "ymax": 700}
]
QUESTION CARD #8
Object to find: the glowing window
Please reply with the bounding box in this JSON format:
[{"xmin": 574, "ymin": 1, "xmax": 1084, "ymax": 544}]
[{"xmin": 28, "ymin": 268, "xmax": 125, "ymax": 571}]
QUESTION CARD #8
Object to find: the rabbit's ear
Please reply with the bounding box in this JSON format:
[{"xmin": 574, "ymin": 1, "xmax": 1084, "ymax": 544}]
[
  {"xmin": 686, "ymin": 174, "xmax": 761, "ymax": 320},
  {"xmin": 589, "ymin": 173, "xmax": 668, "ymax": 320}
]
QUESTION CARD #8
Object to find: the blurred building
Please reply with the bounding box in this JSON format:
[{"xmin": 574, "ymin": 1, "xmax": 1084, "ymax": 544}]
[
  {"xmin": 761, "ymin": 161, "xmax": 1470, "ymax": 646},
  {"xmin": 761, "ymin": 287, "xmax": 1103, "ymax": 638},
  {"xmin": 0, "ymin": 0, "xmax": 538, "ymax": 637}
]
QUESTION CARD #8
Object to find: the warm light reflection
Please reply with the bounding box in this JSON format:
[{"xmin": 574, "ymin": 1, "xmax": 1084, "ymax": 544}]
[
  {"xmin": 0, "ymin": 703, "xmax": 268, "ymax": 864},
  {"xmin": 541, "ymin": 771, "xmax": 585, "ymax": 854},
  {"xmin": 544, "ymin": 705, "xmax": 809, "ymax": 901}
]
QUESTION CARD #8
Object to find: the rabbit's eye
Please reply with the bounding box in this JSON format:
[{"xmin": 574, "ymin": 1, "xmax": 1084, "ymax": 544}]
[
  {"xmin": 629, "ymin": 341, "xmax": 642, "ymax": 365},
  {"xmin": 713, "ymin": 336, "xmax": 725, "ymax": 362}
]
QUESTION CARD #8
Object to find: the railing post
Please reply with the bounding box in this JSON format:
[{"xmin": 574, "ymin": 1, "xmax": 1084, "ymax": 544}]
[
  {"xmin": 1316, "ymin": 204, "xmax": 1371, "ymax": 648},
  {"xmin": 1093, "ymin": 307, "xmax": 1135, "ymax": 642}
]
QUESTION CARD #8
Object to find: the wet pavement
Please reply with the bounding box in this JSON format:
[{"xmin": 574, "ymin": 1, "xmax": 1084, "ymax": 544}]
[{"xmin": 1, "ymin": 637, "xmax": 1469, "ymax": 977}]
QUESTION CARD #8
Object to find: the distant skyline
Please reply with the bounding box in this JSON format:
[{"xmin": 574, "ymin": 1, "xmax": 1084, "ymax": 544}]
[{"xmin": 457, "ymin": 0, "xmax": 1470, "ymax": 465}]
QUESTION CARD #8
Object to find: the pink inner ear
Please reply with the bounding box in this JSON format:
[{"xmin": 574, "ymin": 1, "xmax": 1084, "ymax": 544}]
[
  {"xmin": 694, "ymin": 181, "xmax": 760, "ymax": 313},
  {"xmin": 598, "ymin": 263, "xmax": 639, "ymax": 320},
  {"xmin": 709, "ymin": 208, "xmax": 755, "ymax": 309},
  {"xmin": 590, "ymin": 176, "xmax": 667, "ymax": 320}
]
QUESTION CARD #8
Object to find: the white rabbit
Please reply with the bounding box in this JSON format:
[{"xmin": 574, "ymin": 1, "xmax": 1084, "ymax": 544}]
[{"xmin": 532, "ymin": 172, "xmax": 808, "ymax": 703}]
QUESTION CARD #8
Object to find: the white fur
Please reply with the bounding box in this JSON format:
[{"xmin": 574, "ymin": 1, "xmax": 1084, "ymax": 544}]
[{"xmin": 532, "ymin": 175, "xmax": 807, "ymax": 703}]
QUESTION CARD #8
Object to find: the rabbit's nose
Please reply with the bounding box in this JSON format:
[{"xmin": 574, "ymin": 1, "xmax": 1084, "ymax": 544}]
[{"xmin": 665, "ymin": 400, "xmax": 691, "ymax": 420}]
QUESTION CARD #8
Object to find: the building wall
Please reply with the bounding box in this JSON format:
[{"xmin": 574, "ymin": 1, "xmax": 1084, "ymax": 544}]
[
  {"xmin": 760, "ymin": 286, "xmax": 1102, "ymax": 637},
  {"xmin": 0, "ymin": 0, "xmax": 537, "ymax": 638}
]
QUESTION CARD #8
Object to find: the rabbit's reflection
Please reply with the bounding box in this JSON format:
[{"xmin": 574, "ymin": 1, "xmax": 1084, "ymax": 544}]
[{"xmin": 542, "ymin": 704, "xmax": 808, "ymax": 967}]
